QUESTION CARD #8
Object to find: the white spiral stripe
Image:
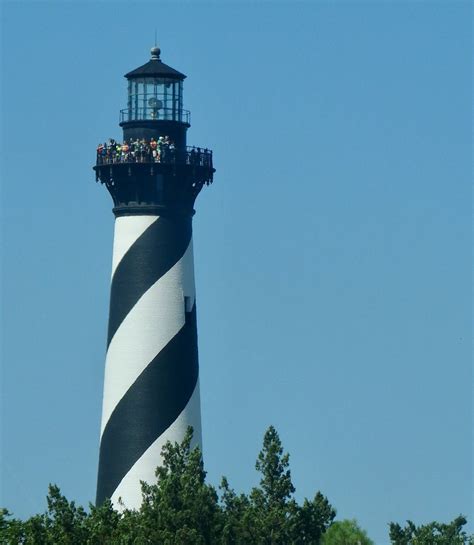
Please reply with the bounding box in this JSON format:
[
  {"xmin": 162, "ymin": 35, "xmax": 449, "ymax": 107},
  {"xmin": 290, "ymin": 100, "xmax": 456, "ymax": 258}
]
[
  {"xmin": 111, "ymin": 215, "xmax": 159, "ymax": 279},
  {"xmin": 100, "ymin": 239, "xmax": 196, "ymax": 437},
  {"xmin": 110, "ymin": 380, "xmax": 202, "ymax": 510}
]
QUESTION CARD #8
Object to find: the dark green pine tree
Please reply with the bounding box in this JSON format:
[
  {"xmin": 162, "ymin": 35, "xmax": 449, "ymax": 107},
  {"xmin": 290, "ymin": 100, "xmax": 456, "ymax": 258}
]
[
  {"xmin": 222, "ymin": 425, "xmax": 336, "ymax": 545},
  {"xmin": 0, "ymin": 485, "xmax": 90, "ymax": 544},
  {"xmin": 131, "ymin": 426, "xmax": 223, "ymax": 544},
  {"xmin": 219, "ymin": 476, "xmax": 253, "ymax": 544},
  {"xmin": 2, "ymin": 428, "xmax": 472, "ymax": 545},
  {"xmin": 389, "ymin": 516, "xmax": 474, "ymax": 545}
]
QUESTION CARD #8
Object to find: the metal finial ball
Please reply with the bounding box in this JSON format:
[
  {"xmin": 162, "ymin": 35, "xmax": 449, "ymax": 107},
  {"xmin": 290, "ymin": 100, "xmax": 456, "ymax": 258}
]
[{"xmin": 151, "ymin": 46, "xmax": 161, "ymax": 60}]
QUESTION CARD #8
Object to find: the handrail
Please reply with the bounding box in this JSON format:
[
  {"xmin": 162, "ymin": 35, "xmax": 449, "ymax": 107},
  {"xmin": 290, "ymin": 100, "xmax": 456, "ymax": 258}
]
[
  {"xmin": 120, "ymin": 107, "xmax": 191, "ymax": 124},
  {"xmin": 96, "ymin": 146, "xmax": 213, "ymax": 169}
]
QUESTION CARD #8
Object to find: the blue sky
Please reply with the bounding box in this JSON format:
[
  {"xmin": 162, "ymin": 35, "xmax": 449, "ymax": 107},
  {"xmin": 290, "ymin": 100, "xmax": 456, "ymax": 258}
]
[{"xmin": 1, "ymin": 2, "xmax": 472, "ymax": 543}]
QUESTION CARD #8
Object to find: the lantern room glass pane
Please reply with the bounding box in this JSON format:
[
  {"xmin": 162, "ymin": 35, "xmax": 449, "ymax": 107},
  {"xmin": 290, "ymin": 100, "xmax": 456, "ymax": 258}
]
[{"xmin": 126, "ymin": 77, "xmax": 184, "ymax": 121}]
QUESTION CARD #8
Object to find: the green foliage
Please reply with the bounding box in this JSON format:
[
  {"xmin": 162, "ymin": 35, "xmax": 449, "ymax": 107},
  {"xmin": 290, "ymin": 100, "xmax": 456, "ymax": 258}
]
[
  {"xmin": 134, "ymin": 427, "xmax": 222, "ymax": 544},
  {"xmin": 1, "ymin": 426, "xmax": 470, "ymax": 545},
  {"xmin": 219, "ymin": 476, "xmax": 253, "ymax": 544},
  {"xmin": 254, "ymin": 425, "xmax": 296, "ymax": 507},
  {"xmin": 0, "ymin": 508, "xmax": 26, "ymax": 544},
  {"xmin": 220, "ymin": 426, "xmax": 335, "ymax": 545},
  {"xmin": 389, "ymin": 515, "xmax": 474, "ymax": 545},
  {"xmin": 294, "ymin": 493, "xmax": 337, "ymax": 545},
  {"xmin": 83, "ymin": 499, "xmax": 122, "ymax": 544},
  {"xmin": 321, "ymin": 519, "xmax": 374, "ymax": 545},
  {"xmin": 248, "ymin": 425, "xmax": 298, "ymax": 544},
  {"xmin": 0, "ymin": 486, "xmax": 89, "ymax": 544}
]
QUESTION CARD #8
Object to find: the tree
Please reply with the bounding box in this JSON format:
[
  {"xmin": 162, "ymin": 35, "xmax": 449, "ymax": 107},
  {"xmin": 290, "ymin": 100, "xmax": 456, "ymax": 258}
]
[
  {"xmin": 134, "ymin": 426, "xmax": 223, "ymax": 544},
  {"xmin": 0, "ymin": 508, "xmax": 28, "ymax": 544},
  {"xmin": 248, "ymin": 425, "xmax": 297, "ymax": 544},
  {"xmin": 0, "ymin": 486, "xmax": 89, "ymax": 545},
  {"xmin": 0, "ymin": 426, "xmax": 337, "ymax": 544},
  {"xmin": 219, "ymin": 476, "xmax": 253, "ymax": 544},
  {"xmin": 321, "ymin": 519, "xmax": 374, "ymax": 545},
  {"xmin": 243, "ymin": 425, "xmax": 336, "ymax": 545},
  {"xmin": 42, "ymin": 484, "xmax": 88, "ymax": 544},
  {"xmin": 389, "ymin": 515, "xmax": 474, "ymax": 545},
  {"xmin": 4, "ymin": 425, "xmax": 471, "ymax": 545},
  {"xmin": 83, "ymin": 499, "xmax": 122, "ymax": 544},
  {"xmin": 294, "ymin": 493, "xmax": 337, "ymax": 545}
]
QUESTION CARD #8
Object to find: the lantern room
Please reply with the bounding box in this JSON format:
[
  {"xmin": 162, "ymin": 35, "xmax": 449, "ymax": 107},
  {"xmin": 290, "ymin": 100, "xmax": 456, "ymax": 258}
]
[{"xmin": 120, "ymin": 46, "xmax": 189, "ymax": 125}]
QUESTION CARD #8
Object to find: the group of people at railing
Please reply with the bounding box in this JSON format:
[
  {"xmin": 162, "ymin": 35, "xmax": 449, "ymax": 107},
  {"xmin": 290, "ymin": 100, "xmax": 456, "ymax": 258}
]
[{"xmin": 96, "ymin": 137, "xmax": 212, "ymax": 168}]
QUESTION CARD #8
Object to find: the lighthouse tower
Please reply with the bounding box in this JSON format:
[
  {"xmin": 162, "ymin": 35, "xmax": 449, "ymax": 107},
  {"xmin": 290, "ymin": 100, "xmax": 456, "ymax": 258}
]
[{"xmin": 94, "ymin": 46, "xmax": 214, "ymax": 508}]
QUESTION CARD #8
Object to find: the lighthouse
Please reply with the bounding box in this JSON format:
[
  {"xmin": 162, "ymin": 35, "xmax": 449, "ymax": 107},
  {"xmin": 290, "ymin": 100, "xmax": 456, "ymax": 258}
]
[{"xmin": 94, "ymin": 46, "xmax": 214, "ymax": 508}]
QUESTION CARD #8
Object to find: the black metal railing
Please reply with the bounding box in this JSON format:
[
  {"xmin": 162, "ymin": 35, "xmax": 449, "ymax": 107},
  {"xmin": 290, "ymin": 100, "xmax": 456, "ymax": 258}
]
[
  {"xmin": 120, "ymin": 107, "xmax": 191, "ymax": 124},
  {"xmin": 96, "ymin": 146, "xmax": 213, "ymax": 169}
]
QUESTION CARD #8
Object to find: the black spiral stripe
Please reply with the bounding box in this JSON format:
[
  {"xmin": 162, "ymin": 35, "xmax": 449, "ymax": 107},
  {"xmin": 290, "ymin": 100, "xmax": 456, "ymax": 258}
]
[
  {"xmin": 96, "ymin": 304, "xmax": 198, "ymax": 505},
  {"xmin": 107, "ymin": 216, "xmax": 192, "ymax": 348}
]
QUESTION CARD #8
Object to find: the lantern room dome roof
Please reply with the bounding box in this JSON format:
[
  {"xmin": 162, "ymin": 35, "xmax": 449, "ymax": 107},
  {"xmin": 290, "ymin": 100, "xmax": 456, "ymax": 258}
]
[{"xmin": 124, "ymin": 46, "xmax": 186, "ymax": 80}]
